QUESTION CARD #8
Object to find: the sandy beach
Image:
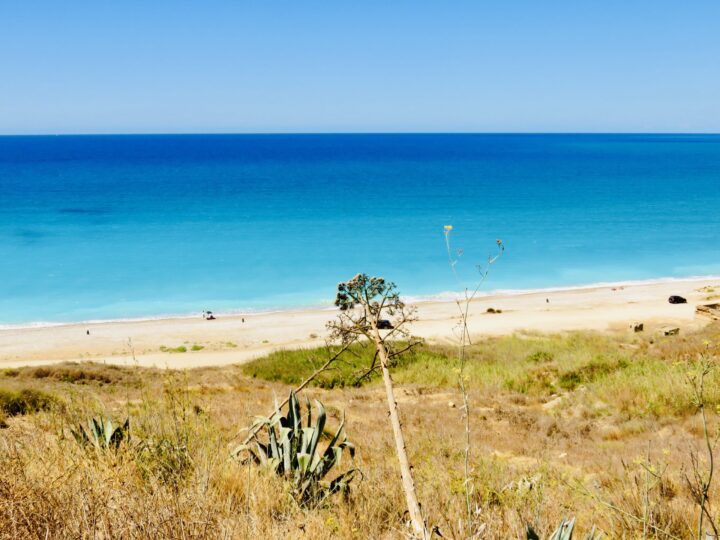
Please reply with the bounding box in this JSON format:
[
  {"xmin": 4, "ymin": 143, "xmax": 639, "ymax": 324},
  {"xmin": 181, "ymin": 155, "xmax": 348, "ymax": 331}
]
[{"xmin": 1, "ymin": 277, "xmax": 717, "ymax": 370}]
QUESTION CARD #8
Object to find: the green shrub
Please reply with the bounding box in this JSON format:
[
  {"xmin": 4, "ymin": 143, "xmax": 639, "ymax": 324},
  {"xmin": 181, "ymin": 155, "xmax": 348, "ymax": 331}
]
[
  {"xmin": 526, "ymin": 351, "xmax": 554, "ymax": 363},
  {"xmin": 160, "ymin": 346, "xmax": 187, "ymax": 353},
  {"xmin": 0, "ymin": 388, "xmax": 57, "ymax": 417}
]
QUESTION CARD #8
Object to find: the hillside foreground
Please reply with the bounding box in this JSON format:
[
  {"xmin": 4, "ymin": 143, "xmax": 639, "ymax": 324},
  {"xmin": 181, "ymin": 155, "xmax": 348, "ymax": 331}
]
[{"xmin": 1, "ymin": 317, "xmax": 720, "ymax": 538}]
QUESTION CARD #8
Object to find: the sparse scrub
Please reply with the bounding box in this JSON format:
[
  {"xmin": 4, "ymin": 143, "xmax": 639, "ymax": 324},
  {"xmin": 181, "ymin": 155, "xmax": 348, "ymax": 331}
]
[
  {"xmin": 1, "ymin": 324, "xmax": 719, "ymax": 537},
  {"xmin": 31, "ymin": 365, "xmax": 116, "ymax": 384}
]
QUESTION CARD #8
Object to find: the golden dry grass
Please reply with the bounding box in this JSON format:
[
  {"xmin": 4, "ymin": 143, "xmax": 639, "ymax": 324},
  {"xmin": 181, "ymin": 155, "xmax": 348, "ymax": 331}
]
[{"xmin": 1, "ymin": 324, "xmax": 719, "ymax": 538}]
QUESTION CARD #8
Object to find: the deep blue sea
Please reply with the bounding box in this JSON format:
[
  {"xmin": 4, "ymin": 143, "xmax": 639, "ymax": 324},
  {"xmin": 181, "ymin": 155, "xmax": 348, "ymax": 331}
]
[{"xmin": 1, "ymin": 134, "xmax": 719, "ymax": 326}]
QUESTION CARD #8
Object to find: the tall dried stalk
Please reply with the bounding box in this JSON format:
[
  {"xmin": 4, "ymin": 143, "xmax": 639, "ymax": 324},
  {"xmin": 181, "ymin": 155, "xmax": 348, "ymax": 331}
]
[
  {"xmin": 328, "ymin": 274, "xmax": 428, "ymax": 539},
  {"xmin": 443, "ymin": 225, "xmax": 503, "ymax": 537}
]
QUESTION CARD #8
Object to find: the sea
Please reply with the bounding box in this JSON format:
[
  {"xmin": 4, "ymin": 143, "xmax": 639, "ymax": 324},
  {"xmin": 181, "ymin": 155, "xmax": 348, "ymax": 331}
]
[{"xmin": 0, "ymin": 133, "xmax": 719, "ymax": 326}]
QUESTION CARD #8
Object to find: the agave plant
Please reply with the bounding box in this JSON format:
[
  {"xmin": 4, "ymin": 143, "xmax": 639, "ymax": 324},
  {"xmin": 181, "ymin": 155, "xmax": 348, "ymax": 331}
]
[
  {"xmin": 527, "ymin": 518, "xmax": 603, "ymax": 540},
  {"xmin": 71, "ymin": 416, "xmax": 130, "ymax": 451},
  {"xmin": 236, "ymin": 391, "xmax": 358, "ymax": 506}
]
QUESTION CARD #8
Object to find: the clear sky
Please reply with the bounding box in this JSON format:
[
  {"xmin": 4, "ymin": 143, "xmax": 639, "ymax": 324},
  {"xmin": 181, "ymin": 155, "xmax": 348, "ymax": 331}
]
[{"xmin": 1, "ymin": 1, "xmax": 718, "ymax": 134}]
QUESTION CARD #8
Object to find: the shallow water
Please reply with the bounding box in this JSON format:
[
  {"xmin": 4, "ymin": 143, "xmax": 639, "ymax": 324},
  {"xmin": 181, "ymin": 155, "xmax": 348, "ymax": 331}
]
[{"xmin": 1, "ymin": 133, "xmax": 719, "ymax": 325}]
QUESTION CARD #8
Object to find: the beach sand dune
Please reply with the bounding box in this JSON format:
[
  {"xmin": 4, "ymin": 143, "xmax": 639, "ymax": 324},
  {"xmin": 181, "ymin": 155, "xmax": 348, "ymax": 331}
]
[{"xmin": 1, "ymin": 278, "xmax": 717, "ymax": 369}]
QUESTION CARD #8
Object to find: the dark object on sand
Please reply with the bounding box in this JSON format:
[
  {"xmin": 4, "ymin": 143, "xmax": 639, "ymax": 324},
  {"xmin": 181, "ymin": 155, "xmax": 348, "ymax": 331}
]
[
  {"xmin": 668, "ymin": 295, "xmax": 687, "ymax": 304},
  {"xmin": 376, "ymin": 319, "xmax": 394, "ymax": 330},
  {"xmin": 545, "ymin": 298, "xmax": 549, "ymax": 304},
  {"xmin": 486, "ymin": 307, "xmax": 502, "ymax": 314},
  {"xmin": 661, "ymin": 326, "xmax": 680, "ymax": 336},
  {"xmin": 86, "ymin": 330, "xmax": 90, "ymax": 335},
  {"xmin": 203, "ymin": 310, "xmax": 216, "ymax": 320},
  {"xmin": 630, "ymin": 322, "xmax": 644, "ymax": 332}
]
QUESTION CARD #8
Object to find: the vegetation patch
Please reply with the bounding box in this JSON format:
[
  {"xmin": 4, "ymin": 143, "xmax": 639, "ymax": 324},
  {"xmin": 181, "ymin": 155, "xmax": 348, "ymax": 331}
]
[
  {"xmin": 30, "ymin": 365, "xmax": 116, "ymax": 384},
  {"xmin": 526, "ymin": 351, "xmax": 554, "ymax": 363},
  {"xmin": 160, "ymin": 346, "xmax": 187, "ymax": 354},
  {"xmin": 557, "ymin": 356, "xmax": 629, "ymax": 390},
  {"xmin": 242, "ymin": 342, "xmax": 427, "ymax": 388},
  {"xmin": 0, "ymin": 388, "xmax": 57, "ymax": 419}
]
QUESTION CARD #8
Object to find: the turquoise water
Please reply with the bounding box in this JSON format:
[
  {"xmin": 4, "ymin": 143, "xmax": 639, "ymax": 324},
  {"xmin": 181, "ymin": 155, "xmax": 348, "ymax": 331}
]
[{"xmin": 1, "ymin": 134, "xmax": 719, "ymax": 325}]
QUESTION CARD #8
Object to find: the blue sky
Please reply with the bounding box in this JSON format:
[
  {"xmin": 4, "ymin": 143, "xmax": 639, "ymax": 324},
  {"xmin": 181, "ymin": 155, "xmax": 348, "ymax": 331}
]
[{"xmin": 1, "ymin": 1, "xmax": 718, "ymax": 134}]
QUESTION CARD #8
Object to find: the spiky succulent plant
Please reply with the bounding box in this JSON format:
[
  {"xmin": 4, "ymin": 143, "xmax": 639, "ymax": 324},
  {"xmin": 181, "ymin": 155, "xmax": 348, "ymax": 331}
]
[
  {"xmin": 71, "ymin": 416, "xmax": 129, "ymax": 451},
  {"xmin": 236, "ymin": 391, "xmax": 358, "ymax": 506}
]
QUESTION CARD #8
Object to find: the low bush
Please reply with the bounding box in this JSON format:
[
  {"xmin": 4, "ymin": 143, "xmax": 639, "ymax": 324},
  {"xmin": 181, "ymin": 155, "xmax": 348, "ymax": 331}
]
[
  {"xmin": 31, "ymin": 366, "xmax": 115, "ymax": 384},
  {"xmin": 160, "ymin": 346, "xmax": 187, "ymax": 353},
  {"xmin": 0, "ymin": 388, "xmax": 57, "ymax": 417}
]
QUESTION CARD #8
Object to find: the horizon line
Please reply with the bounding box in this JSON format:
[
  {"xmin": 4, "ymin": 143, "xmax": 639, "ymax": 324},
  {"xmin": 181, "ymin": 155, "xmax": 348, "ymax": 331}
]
[{"xmin": 1, "ymin": 131, "xmax": 719, "ymax": 137}]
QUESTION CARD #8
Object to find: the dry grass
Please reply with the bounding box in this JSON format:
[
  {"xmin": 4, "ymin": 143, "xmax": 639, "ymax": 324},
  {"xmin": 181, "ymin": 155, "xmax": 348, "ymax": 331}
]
[{"xmin": 1, "ymin": 324, "xmax": 719, "ymax": 538}]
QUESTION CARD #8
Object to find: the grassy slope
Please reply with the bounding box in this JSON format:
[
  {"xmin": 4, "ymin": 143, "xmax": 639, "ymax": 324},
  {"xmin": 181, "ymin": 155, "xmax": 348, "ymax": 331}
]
[{"xmin": 1, "ymin": 324, "xmax": 719, "ymax": 538}]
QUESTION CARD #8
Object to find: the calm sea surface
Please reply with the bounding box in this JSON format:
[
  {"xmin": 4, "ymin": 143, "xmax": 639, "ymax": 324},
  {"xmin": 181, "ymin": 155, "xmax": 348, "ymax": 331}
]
[{"xmin": 1, "ymin": 134, "xmax": 718, "ymax": 325}]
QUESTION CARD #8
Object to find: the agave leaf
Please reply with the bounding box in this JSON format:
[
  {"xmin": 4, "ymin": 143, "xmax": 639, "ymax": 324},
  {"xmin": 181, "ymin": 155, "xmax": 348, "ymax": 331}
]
[
  {"xmin": 255, "ymin": 441, "xmax": 269, "ymax": 458},
  {"xmin": 281, "ymin": 427, "xmax": 292, "ymax": 473},
  {"xmin": 103, "ymin": 418, "xmax": 114, "ymax": 446},
  {"xmin": 71, "ymin": 424, "xmax": 89, "ymax": 446},
  {"xmin": 299, "ymin": 427, "xmax": 315, "ymax": 455},
  {"xmin": 269, "ymin": 425, "xmax": 280, "ymax": 461},
  {"xmin": 267, "ymin": 456, "xmax": 281, "ymax": 472},
  {"xmin": 286, "ymin": 392, "xmax": 296, "ymax": 433},
  {"xmin": 297, "ymin": 452, "xmax": 312, "ymax": 474},
  {"xmin": 550, "ymin": 517, "xmax": 575, "ymax": 540},
  {"xmin": 255, "ymin": 442, "xmax": 269, "ymax": 465},
  {"xmin": 90, "ymin": 418, "xmax": 102, "ymax": 446},
  {"xmin": 308, "ymin": 451, "xmax": 322, "ymax": 477},
  {"xmin": 322, "ymin": 413, "xmax": 346, "ymax": 460},
  {"xmin": 305, "ymin": 395, "xmax": 312, "ymax": 429},
  {"xmin": 308, "ymin": 400, "xmax": 326, "ymax": 458},
  {"xmin": 109, "ymin": 418, "xmax": 128, "ymax": 449},
  {"xmin": 327, "ymin": 469, "xmax": 359, "ymax": 495},
  {"xmin": 339, "ymin": 440, "xmax": 355, "ymax": 459},
  {"xmin": 231, "ymin": 443, "xmax": 252, "ymax": 457}
]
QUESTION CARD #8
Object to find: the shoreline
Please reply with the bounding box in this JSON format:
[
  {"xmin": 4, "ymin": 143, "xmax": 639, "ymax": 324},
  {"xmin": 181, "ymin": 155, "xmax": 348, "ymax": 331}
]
[
  {"xmin": 1, "ymin": 274, "xmax": 718, "ymax": 331},
  {"xmin": 1, "ymin": 276, "xmax": 718, "ymax": 369}
]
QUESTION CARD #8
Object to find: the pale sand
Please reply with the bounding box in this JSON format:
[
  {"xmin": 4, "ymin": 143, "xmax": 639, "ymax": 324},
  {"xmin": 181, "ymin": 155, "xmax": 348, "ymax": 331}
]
[{"xmin": 1, "ymin": 278, "xmax": 718, "ymax": 370}]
